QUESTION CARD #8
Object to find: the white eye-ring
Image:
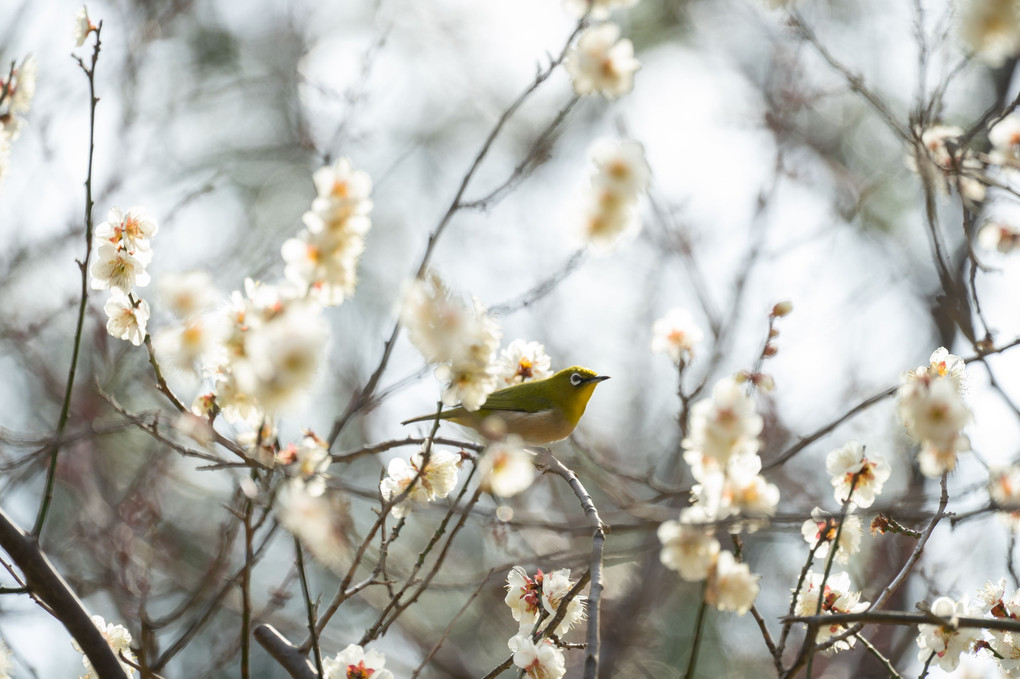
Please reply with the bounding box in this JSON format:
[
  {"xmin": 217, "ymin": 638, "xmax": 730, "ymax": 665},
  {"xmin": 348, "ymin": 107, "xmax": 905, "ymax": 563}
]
[{"xmin": 570, "ymin": 372, "xmax": 582, "ymax": 386}]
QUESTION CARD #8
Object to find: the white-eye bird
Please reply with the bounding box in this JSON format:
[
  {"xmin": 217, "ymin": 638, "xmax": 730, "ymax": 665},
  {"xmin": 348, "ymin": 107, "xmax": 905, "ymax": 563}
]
[{"xmin": 402, "ymin": 366, "xmax": 609, "ymax": 445}]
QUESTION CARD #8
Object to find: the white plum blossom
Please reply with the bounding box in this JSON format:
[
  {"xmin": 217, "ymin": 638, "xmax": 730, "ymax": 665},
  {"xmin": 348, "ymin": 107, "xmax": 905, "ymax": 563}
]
[
  {"xmin": 495, "ymin": 339, "xmax": 553, "ymax": 386},
  {"xmin": 651, "ymin": 307, "xmax": 705, "ymax": 363},
  {"xmin": 800, "ymin": 508, "xmax": 862, "ymax": 565},
  {"xmin": 657, "ymin": 516, "xmax": 720, "ymax": 581},
  {"xmin": 578, "ymin": 138, "xmax": 650, "ymax": 252},
  {"xmin": 897, "ymin": 348, "xmax": 972, "ymax": 477},
  {"xmin": 907, "ymin": 125, "xmax": 985, "ymax": 204},
  {"xmin": 72, "ymin": 615, "xmax": 136, "ymax": 679},
  {"xmin": 233, "ymin": 299, "xmax": 328, "ymax": 414},
  {"xmin": 90, "ymin": 242, "xmax": 152, "ymax": 293},
  {"xmin": 916, "ymin": 596, "xmax": 982, "ymax": 673},
  {"xmin": 277, "ymin": 432, "xmax": 331, "ymax": 496},
  {"xmin": 152, "ymin": 314, "xmax": 226, "ymax": 374},
  {"xmin": 321, "ymin": 643, "xmax": 393, "ymax": 679},
  {"xmin": 990, "ymin": 466, "xmax": 1020, "ymax": 527},
  {"xmin": 95, "ymin": 206, "xmax": 158, "ymax": 252},
  {"xmin": 157, "ymin": 270, "xmax": 219, "ymax": 319},
  {"xmin": 505, "ymin": 566, "xmax": 585, "ymax": 636},
  {"xmin": 508, "ymin": 634, "xmax": 566, "ymax": 679},
  {"xmin": 705, "ymin": 550, "xmax": 760, "ymax": 615},
  {"xmin": 563, "ymin": 0, "xmax": 639, "ymax": 20},
  {"xmin": 978, "ymin": 220, "xmax": 1020, "ymax": 253},
  {"xmin": 825, "ymin": 441, "xmax": 891, "ymax": 508},
  {"xmin": 104, "ymin": 291, "xmax": 149, "ymax": 346},
  {"xmin": 73, "ymin": 5, "xmax": 96, "ymax": 46},
  {"xmin": 989, "ymin": 113, "xmax": 1020, "ymax": 163},
  {"xmin": 589, "ymin": 138, "xmax": 652, "ymax": 196},
  {"xmin": 793, "ymin": 571, "xmax": 870, "ymax": 651},
  {"xmin": 379, "ymin": 447, "xmax": 460, "ymax": 518},
  {"xmin": 565, "ymin": 23, "xmax": 640, "ymax": 99},
  {"xmin": 478, "ymin": 435, "xmax": 535, "ymax": 497},
  {"xmin": 282, "ymin": 157, "xmax": 373, "ymax": 306},
  {"xmin": 959, "ymin": 0, "xmax": 1020, "ymax": 66},
  {"xmin": 683, "ymin": 377, "xmax": 763, "ymax": 475},
  {"xmin": 977, "ymin": 580, "xmax": 1020, "ymax": 674},
  {"xmin": 402, "ymin": 274, "xmax": 502, "ymax": 411}
]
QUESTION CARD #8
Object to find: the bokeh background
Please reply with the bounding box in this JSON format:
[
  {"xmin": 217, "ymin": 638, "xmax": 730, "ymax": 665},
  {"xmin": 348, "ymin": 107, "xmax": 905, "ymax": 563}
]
[{"xmin": 3, "ymin": 0, "xmax": 1020, "ymax": 677}]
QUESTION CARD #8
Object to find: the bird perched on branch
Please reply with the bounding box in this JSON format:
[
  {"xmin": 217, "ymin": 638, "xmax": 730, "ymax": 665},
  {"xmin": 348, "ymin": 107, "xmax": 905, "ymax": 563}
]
[{"xmin": 402, "ymin": 366, "xmax": 609, "ymax": 445}]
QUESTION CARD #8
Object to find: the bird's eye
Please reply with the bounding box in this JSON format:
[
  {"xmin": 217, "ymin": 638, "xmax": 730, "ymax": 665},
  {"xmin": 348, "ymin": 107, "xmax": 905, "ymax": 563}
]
[{"xmin": 570, "ymin": 372, "xmax": 582, "ymax": 386}]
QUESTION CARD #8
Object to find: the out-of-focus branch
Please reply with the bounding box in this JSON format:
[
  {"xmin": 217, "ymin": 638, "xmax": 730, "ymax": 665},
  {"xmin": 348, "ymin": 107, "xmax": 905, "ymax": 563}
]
[
  {"xmin": 0, "ymin": 507, "xmax": 129, "ymax": 679},
  {"xmin": 253, "ymin": 625, "xmax": 316, "ymax": 679}
]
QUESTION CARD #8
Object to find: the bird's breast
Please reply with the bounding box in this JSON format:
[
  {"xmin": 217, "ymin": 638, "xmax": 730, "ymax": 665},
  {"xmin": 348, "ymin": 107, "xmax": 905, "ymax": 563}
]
[{"xmin": 454, "ymin": 408, "xmax": 574, "ymax": 445}]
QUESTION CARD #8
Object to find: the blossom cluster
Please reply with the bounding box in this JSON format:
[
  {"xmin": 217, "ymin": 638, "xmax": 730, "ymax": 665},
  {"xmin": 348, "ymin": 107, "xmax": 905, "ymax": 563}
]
[
  {"xmin": 793, "ymin": 571, "xmax": 870, "ymax": 652},
  {"xmin": 578, "ymin": 138, "xmax": 651, "ymax": 252},
  {"xmin": 504, "ymin": 566, "xmax": 586, "ymax": 678},
  {"xmin": 896, "ymin": 347, "xmax": 972, "ymax": 477},
  {"xmin": 72, "ymin": 615, "xmax": 136, "ymax": 679},
  {"xmin": 0, "ymin": 54, "xmax": 35, "ymax": 188},
  {"xmin": 401, "ymin": 273, "xmax": 505, "ymax": 412},
  {"xmin": 657, "ymin": 376, "xmax": 771, "ymax": 615},
  {"xmin": 282, "ymin": 158, "xmax": 373, "ymax": 306},
  {"xmin": 565, "ymin": 22, "xmax": 640, "ymax": 100},
  {"xmin": 379, "ymin": 445, "xmax": 461, "ymax": 518},
  {"xmin": 651, "ymin": 307, "xmax": 705, "ymax": 364},
  {"xmin": 90, "ymin": 207, "xmax": 158, "ymax": 346},
  {"xmin": 906, "ymin": 124, "xmax": 986, "ymax": 206},
  {"xmin": 322, "ymin": 643, "xmax": 393, "ymax": 679}
]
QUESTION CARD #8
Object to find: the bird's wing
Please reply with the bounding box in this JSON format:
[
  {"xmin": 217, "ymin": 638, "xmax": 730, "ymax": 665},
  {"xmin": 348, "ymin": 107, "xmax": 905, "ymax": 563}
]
[{"xmin": 474, "ymin": 381, "xmax": 556, "ymax": 413}]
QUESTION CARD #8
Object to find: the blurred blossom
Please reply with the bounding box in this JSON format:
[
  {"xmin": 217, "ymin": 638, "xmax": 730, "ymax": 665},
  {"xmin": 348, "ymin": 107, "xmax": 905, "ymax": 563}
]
[
  {"xmin": 959, "ymin": 0, "xmax": 1020, "ymax": 66},
  {"xmin": 379, "ymin": 446, "xmax": 460, "ymax": 518},
  {"xmin": 800, "ymin": 508, "xmax": 862, "ymax": 564},
  {"xmin": 978, "ymin": 220, "xmax": 1020, "ymax": 253},
  {"xmin": 578, "ymin": 138, "xmax": 649, "ymax": 252},
  {"xmin": 73, "ymin": 5, "xmax": 96, "ymax": 47},
  {"xmin": 563, "ymin": 0, "xmax": 639, "ymax": 20},
  {"xmin": 322, "ymin": 644, "xmax": 393, "ymax": 679},
  {"xmin": 990, "ymin": 466, "xmax": 1020, "ymax": 527},
  {"xmin": 231, "ymin": 299, "xmax": 326, "ymax": 411},
  {"xmin": 651, "ymin": 307, "xmax": 704, "ymax": 363},
  {"xmin": 72, "ymin": 615, "xmax": 136, "ymax": 679},
  {"xmin": 283, "ymin": 158, "xmax": 373, "ymax": 306},
  {"xmin": 989, "ymin": 113, "xmax": 1020, "ymax": 163},
  {"xmin": 916, "ymin": 597, "xmax": 982, "ymax": 672},
  {"xmin": 508, "ymin": 634, "xmax": 566, "ymax": 679},
  {"xmin": 825, "ymin": 440, "xmax": 890, "ymax": 508},
  {"xmin": 793, "ymin": 571, "xmax": 870, "ymax": 651},
  {"xmin": 402, "ymin": 274, "xmax": 502, "ymax": 411},
  {"xmin": 277, "ymin": 431, "xmax": 331, "ymax": 496},
  {"xmin": 589, "ymin": 138, "xmax": 651, "ymax": 196},
  {"xmin": 478, "ymin": 435, "xmax": 535, "ymax": 497},
  {"xmin": 104, "ymin": 291, "xmax": 149, "ymax": 346},
  {"xmin": 277, "ymin": 479, "xmax": 348, "ymax": 572},
  {"xmin": 90, "ymin": 241, "xmax": 153, "ymax": 293},
  {"xmin": 3, "ymin": 55, "xmax": 35, "ymax": 117},
  {"xmin": 95, "ymin": 206, "xmax": 159, "ymax": 252},
  {"xmin": 505, "ymin": 566, "xmax": 585, "ymax": 636},
  {"xmin": 705, "ymin": 551, "xmax": 759, "ymax": 615},
  {"xmin": 0, "ymin": 641, "xmax": 11, "ymax": 679},
  {"xmin": 153, "ymin": 313, "xmax": 227, "ymax": 374},
  {"xmin": 907, "ymin": 125, "xmax": 985, "ymax": 205},
  {"xmin": 565, "ymin": 23, "xmax": 640, "ymax": 99},
  {"xmin": 157, "ymin": 271, "xmax": 219, "ymax": 319},
  {"xmin": 657, "ymin": 518, "xmax": 720, "ymax": 581},
  {"xmin": 495, "ymin": 339, "xmax": 552, "ymax": 386}
]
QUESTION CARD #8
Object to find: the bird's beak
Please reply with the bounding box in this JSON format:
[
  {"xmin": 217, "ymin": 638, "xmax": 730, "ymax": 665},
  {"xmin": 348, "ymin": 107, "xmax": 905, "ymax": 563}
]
[{"xmin": 585, "ymin": 375, "xmax": 610, "ymax": 384}]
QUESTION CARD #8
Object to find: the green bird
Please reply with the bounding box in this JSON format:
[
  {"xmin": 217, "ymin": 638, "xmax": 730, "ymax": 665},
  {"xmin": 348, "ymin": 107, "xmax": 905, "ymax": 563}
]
[{"xmin": 402, "ymin": 366, "xmax": 609, "ymax": 445}]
